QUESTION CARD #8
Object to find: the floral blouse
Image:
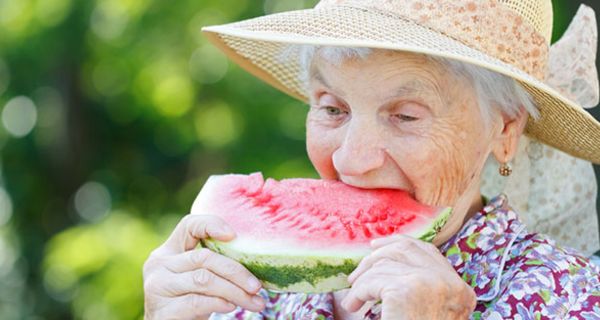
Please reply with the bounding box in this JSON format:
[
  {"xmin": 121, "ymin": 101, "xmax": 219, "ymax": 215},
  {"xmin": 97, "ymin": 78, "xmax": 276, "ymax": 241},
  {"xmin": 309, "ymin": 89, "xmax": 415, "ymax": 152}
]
[{"xmin": 211, "ymin": 195, "xmax": 600, "ymax": 319}]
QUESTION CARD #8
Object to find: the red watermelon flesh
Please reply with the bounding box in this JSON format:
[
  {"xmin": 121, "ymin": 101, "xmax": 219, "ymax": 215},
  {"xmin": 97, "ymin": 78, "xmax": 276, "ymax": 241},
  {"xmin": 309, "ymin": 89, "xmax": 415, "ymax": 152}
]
[
  {"xmin": 193, "ymin": 172, "xmax": 448, "ymax": 250},
  {"xmin": 191, "ymin": 173, "xmax": 451, "ymax": 293}
]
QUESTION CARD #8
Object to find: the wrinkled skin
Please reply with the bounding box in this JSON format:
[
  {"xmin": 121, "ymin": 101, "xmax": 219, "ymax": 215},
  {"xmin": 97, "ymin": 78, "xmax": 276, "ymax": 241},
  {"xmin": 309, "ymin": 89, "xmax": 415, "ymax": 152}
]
[
  {"xmin": 142, "ymin": 49, "xmax": 528, "ymax": 320},
  {"xmin": 143, "ymin": 215, "xmax": 266, "ymax": 319},
  {"xmin": 307, "ymin": 49, "xmax": 527, "ymax": 319}
]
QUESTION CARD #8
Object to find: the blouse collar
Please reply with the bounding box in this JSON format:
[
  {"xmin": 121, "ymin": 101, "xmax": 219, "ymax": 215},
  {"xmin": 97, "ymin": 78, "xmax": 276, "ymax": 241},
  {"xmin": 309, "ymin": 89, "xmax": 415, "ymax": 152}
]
[{"xmin": 440, "ymin": 194, "xmax": 527, "ymax": 302}]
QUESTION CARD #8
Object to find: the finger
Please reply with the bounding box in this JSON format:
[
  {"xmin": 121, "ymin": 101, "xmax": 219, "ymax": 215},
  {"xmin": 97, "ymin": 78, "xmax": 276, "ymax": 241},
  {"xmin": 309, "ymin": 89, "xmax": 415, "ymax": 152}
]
[
  {"xmin": 375, "ymin": 235, "xmax": 451, "ymax": 268},
  {"xmin": 161, "ymin": 215, "xmax": 236, "ymax": 254},
  {"xmin": 372, "ymin": 235, "xmax": 446, "ymax": 264},
  {"xmin": 371, "ymin": 234, "xmax": 409, "ymax": 248},
  {"xmin": 348, "ymin": 240, "xmax": 431, "ymax": 283},
  {"xmin": 344, "ymin": 265, "xmax": 409, "ymax": 313},
  {"xmin": 343, "ymin": 268, "xmax": 388, "ymax": 312},
  {"xmin": 348, "ymin": 257, "xmax": 398, "ymax": 284},
  {"xmin": 163, "ymin": 268, "xmax": 265, "ymax": 312},
  {"xmin": 155, "ymin": 294, "xmax": 237, "ymax": 320},
  {"xmin": 165, "ymin": 248, "xmax": 262, "ymax": 294}
]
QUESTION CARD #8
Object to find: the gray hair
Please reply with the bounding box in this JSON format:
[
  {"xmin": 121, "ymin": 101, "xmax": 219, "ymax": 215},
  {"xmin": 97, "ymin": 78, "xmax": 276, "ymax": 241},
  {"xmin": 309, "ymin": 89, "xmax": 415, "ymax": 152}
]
[{"xmin": 293, "ymin": 46, "xmax": 539, "ymax": 123}]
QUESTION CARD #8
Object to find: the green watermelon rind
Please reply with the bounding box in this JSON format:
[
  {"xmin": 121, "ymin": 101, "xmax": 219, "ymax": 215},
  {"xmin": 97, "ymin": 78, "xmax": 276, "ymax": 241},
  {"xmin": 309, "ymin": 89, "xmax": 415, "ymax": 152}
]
[
  {"xmin": 201, "ymin": 239, "xmax": 360, "ymax": 293},
  {"xmin": 201, "ymin": 207, "xmax": 452, "ymax": 293}
]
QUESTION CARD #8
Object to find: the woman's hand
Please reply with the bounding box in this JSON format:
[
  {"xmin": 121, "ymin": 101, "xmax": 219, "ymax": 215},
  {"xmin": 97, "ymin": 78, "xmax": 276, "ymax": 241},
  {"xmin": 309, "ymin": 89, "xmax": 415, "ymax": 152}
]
[
  {"xmin": 143, "ymin": 214, "xmax": 265, "ymax": 320},
  {"xmin": 342, "ymin": 235, "xmax": 476, "ymax": 320}
]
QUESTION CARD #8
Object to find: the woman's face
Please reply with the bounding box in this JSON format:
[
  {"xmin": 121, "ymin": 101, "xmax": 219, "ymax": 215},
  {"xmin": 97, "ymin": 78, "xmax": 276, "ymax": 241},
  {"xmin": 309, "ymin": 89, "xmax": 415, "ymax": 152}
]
[{"xmin": 306, "ymin": 50, "xmax": 503, "ymax": 242}]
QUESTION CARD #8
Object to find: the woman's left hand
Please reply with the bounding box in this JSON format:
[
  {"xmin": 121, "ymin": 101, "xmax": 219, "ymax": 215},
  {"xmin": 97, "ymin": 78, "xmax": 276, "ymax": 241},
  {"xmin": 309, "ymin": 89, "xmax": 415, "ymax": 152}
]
[{"xmin": 342, "ymin": 235, "xmax": 477, "ymax": 320}]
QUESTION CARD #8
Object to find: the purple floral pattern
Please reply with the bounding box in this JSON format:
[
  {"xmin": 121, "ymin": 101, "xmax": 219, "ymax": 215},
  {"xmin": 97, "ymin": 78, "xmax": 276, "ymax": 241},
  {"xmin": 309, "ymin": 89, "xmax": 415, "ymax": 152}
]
[{"xmin": 211, "ymin": 195, "xmax": 600, "ymax": 319}]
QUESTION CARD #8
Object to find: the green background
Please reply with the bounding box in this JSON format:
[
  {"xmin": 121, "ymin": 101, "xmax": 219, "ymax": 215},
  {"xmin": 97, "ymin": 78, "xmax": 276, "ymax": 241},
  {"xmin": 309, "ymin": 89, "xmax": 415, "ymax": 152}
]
[{"xmin": 0, "ymin": 0, "xmax": 598, "ymax": 319}]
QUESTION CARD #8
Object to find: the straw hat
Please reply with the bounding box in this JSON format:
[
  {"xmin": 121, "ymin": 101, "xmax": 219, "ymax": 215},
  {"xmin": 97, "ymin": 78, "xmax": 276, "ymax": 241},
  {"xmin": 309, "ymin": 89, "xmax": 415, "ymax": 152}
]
[{"xmin": 202, "ymin": 0, "xmax": 600, "ymax": 164}]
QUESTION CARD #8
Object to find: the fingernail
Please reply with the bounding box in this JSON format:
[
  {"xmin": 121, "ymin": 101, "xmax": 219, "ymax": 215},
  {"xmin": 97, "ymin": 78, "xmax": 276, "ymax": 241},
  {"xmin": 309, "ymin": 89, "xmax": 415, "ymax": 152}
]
[
  {"xmin": 215, "ymin": 224, "xmax": 235, "ymax": 236},
  {"xmin": 252, "ymin": 295, "xmax": 264, "ymax": 307},
  {"xmin": 248, "ymin": 277, "xmax": 261, "ymax": 291},
  {"xmin": 370, "ymin": 238, "xmax": 382, "ymax": 246}
]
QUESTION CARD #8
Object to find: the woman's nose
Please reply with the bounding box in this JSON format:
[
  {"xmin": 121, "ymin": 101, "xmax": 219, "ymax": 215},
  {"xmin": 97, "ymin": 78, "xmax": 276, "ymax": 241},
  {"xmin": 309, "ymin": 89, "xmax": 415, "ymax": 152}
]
[{"xmin": 332, "ymin": 122, "xmax": 386, "ymax": 176}]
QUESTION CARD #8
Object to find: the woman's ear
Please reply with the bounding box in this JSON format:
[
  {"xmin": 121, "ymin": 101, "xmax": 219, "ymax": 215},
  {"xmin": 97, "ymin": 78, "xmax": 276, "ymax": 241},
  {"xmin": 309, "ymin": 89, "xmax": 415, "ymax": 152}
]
[{"xmin": 491, "ymin": 107, "xmax": 529, "ymax": 163}]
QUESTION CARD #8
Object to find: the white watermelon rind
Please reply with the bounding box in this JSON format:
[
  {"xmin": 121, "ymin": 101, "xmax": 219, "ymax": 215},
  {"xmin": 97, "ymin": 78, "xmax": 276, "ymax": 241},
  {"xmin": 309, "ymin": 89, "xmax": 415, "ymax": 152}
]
[{"xmin": 201, "ymin": 207, "xmax": 452, "ymax": 293}]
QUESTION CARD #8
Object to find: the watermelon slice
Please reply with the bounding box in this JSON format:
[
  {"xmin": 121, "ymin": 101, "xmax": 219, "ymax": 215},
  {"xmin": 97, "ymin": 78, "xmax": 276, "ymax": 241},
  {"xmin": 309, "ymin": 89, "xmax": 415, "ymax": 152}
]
[{"xmin": 191, "ymin": 173, "xmax": 451, "ymax": 293}]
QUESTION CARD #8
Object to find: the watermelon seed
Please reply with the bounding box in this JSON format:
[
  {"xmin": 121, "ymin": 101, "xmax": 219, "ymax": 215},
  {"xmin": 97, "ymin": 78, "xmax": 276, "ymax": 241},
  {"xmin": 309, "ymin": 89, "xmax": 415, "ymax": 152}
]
[
  {"xmin": 288, "ymin": 219, "xmax": 302, "ymax": 229},
  {"xmin": 267, "ymin": 203, "xmax": 281, "ymax": 213},
  {"xmin": 299, "ymin": 222, "xmax": 312, "ymax": 230},
  {"xmin": 378, "ymin": 209, "xmax": 389, "ymax": 221},
  {"xmin": 232, "ymin": 188, "xmax": 245, "ymax": 196},
  {"xmin": 354, "ymin": 209, "xmax": 363, "ymax": 220},
  {"xmin": 342, "ymin": 222, "xmax": 356, "ymax": 240},
  {"xmin": 362, "ymin": 225, "xmax": 372, "ymax": 238},
  {"xmin": 270, "ymin": 213, "xmax": 289, "ymax": 223},
  {"xmin": 253, "ymin": 193, "xmax": 273, "ymax": 206},
  {"xmin": 375, "ymin": 224, "xmax": 387, "ymax": 235}
]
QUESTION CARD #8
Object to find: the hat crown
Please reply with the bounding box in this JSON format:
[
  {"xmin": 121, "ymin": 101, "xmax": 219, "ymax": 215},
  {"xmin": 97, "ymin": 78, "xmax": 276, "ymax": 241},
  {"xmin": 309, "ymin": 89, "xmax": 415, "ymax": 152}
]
[
  {"xmin": 498, "ymin": 0, "xmax": 553, "ymax": 43},
  {"xmin": 317, "ymin": 0, "xmax": 554, "ymax": 44}
]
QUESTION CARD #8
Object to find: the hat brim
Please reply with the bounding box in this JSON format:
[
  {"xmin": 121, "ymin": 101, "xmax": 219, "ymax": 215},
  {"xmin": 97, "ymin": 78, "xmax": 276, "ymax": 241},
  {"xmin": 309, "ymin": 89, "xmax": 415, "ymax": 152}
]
[{"xmin": 202, "ymin": 6, "xmax": 600, "ymax": 164}]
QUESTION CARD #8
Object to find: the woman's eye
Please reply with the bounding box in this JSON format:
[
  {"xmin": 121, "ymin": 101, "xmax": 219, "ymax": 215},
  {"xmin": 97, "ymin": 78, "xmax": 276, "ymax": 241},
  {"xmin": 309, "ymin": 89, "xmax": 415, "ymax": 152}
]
[
  {"xmin": 324, "ymin": 106, "xmax": 345, "ymax": 116},
  {"xmin": 396, "ymin": 114, "xmax": 419, "ymax": 122}
]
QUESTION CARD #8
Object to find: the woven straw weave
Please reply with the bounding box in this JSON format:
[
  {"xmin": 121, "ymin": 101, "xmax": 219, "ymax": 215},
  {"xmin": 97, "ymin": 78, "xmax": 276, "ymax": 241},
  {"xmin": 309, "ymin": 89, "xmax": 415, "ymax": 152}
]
[
  {"xmin": 202, "ymin": 0, "xmax": 600, "ymax": 164},
  {"xmin": 500, "ymin": 0, "xmax": 554, "ymax": 42}
]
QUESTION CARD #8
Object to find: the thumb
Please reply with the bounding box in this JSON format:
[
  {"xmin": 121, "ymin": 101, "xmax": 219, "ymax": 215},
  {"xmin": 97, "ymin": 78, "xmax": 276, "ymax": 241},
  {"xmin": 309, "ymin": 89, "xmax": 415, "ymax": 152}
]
[{"xmin": 161, "ymin": 214, "xmax": 235, "ymax": 254}]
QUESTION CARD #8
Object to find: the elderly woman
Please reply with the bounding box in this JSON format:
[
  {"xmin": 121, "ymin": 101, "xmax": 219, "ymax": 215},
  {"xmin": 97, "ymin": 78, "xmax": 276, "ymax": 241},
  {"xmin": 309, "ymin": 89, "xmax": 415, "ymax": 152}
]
[{"xmin": 143, "ymin": 0, "xmax": 600, "ymax": 319}]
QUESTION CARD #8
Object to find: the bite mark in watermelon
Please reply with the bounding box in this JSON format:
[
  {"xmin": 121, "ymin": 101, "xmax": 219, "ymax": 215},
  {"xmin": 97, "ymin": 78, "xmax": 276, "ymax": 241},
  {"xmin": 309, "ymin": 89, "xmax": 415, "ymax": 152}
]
[{"xmin": 191, "ymin": 173, "xmax": 451, "ymax": 293}]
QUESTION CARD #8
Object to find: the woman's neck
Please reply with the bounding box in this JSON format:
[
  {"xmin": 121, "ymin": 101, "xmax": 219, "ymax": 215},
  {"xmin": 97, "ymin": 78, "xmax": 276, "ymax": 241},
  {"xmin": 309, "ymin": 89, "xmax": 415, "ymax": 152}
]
[{"xmin": 432, "ymin": 187, "xmax": 485, "ymax": 247}]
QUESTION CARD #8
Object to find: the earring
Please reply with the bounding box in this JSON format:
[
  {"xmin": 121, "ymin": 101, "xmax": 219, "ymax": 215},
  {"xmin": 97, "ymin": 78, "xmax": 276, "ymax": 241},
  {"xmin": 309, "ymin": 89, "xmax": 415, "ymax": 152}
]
[{"xmin": 499, "ymin": 162, "xmax": 512, "ymax": 177}]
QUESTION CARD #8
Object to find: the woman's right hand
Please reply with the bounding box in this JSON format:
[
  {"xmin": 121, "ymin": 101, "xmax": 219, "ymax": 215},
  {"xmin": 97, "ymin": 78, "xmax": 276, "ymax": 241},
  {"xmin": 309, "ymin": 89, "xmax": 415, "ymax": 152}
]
[{"xmin": 143, "ymin": 214, "xmax": 265, "ymax": 320}]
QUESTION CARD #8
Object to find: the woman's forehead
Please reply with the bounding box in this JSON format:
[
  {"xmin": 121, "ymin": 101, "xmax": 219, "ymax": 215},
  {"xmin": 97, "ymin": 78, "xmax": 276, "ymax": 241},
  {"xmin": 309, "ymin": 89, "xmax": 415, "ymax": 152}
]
[
  {"xmin": 311, "ymin": 66, "xmax": 441, "ymax": 98},
  {"xmin": 308, "ymin": 50, "xmax": 459, "ymax": 99}
]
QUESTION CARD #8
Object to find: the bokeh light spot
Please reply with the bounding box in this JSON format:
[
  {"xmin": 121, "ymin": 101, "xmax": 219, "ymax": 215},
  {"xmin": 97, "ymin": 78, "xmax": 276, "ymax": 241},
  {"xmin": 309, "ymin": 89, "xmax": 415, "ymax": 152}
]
[
  {"xmin": 152, "ymin": 75, "xmax": 195, "ymax": 117},
  {"xmin": 195, "ymin": 101, "xmax": 242, "ymax": 148},
  {"xmin": 44, "ymin": 225, "xmax": 111, "ymax": 277},
  {"xmin": 0, "ymin": 235, "xmax": 17, "ymax": 277},
  {"xmin": 188, "ymin": 9, "xmax": 227, "ymax": 44},
  {"xmin": 2, "ymin": 96, "xmax": 38, "ymax": 138},
  {"xmin": 92, "ymin": 59, "xmax": 129, "ymax": 97},
  {"xmin": 90, "ymin": 2, "xmax": 129, "ymax": 41},
  {"xmin": 43, "ymin": 264, "xmax": 78, "ymax": 302},
  {"xmin": 0, "ymin": 0, "xmax": 33, "ymax": 36},
  {"xmin": 34, "ymin": 0, "xmax": 73, "ymax": 27},
  {"xmin": 43, "ymin": 213, "xmax": 162, "ymax": 319},
  {"xmin": 74, "ymin": 182, "xmax": 111, "ymax": 222},
  {"xmin": 189, "ymin": 45, "xmax": 228, "ymax": 84},
  {"xmin": 0, "ymin": 187, "xmax": 13, "ymax": 226}
]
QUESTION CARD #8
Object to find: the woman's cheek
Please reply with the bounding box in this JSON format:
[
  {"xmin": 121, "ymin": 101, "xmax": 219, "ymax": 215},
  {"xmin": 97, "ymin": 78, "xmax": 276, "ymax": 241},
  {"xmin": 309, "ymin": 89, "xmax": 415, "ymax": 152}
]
[
  {"xmin": 408, "ymin": 132, "xmax": 472, "ymax": 207},
  {"xmin": 306, "ymin": 122, "xmax": 338, "ymax": 180}
]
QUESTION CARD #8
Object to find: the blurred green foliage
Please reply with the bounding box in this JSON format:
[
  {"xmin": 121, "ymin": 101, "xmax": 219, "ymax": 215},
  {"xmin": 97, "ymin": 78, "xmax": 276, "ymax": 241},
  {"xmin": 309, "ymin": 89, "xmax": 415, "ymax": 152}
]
[{"xmin": 0, "ymin": 0, "xmax": 597, "ymax": 319}]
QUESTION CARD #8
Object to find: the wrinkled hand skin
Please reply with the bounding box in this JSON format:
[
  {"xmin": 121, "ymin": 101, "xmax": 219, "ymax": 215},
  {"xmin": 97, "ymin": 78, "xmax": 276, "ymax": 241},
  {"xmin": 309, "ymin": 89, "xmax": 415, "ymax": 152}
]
[
  {"xmin": 143, "ymin": 214, "xmax": 265, "ymax": 320},
  {"xmin": 343, "ymin": 235, "xmax": 477, "ymax": 320}
]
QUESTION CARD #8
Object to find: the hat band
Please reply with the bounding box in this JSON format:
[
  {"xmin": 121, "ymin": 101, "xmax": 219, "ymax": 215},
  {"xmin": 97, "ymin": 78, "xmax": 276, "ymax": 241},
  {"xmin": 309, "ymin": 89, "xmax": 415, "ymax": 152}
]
[{"xmin": 316, "ymin": 0, "xmax": 549, "ymax": 80}]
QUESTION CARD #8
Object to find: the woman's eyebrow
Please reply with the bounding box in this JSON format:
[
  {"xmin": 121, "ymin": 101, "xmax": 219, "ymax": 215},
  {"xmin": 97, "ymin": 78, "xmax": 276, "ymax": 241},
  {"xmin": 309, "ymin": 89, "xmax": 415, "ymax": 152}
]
[
  {"xmin": 309, "ymin": 66, "xmax": 331, "ymax": 88},
  {"xmin": 308, "ymin": 66, "xmax": 349, "ymax": 98}
]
